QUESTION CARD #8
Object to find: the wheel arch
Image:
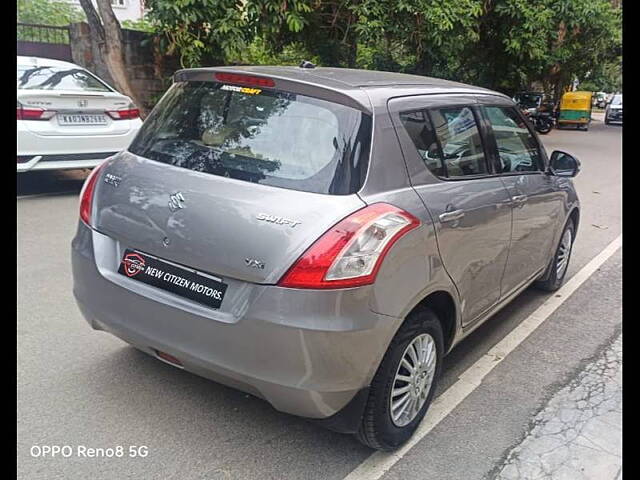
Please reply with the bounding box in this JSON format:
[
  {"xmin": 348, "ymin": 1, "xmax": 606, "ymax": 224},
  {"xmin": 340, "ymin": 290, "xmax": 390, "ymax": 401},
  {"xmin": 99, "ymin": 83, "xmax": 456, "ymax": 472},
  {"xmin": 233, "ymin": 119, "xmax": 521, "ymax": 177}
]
[
  {"xmin": 404, "ymin": 290, "xmax": 458, "ymax": 354},
  {"xmin": 568, "ymin": 206, "xmax": 580, "ymax": 233}
]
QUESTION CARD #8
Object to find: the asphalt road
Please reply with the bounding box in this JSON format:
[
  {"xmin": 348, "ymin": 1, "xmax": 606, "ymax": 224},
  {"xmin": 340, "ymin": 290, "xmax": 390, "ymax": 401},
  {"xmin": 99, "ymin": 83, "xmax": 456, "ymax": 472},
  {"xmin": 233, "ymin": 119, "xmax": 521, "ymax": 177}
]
[{"xmin": 17, "ymin": 116, "xmax": 621, "ymax": 480}]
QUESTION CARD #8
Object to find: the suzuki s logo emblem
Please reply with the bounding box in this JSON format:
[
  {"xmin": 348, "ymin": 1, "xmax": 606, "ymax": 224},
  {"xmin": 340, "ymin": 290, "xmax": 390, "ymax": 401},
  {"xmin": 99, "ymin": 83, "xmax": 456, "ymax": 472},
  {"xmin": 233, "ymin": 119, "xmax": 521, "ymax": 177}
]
[
  {"xmin": 168, "ymin": 192, "xmax": 186, "ymax": 212},
  {"xmin": 77, "ymin": 100, "xmax": 88, "ymax": 107}
]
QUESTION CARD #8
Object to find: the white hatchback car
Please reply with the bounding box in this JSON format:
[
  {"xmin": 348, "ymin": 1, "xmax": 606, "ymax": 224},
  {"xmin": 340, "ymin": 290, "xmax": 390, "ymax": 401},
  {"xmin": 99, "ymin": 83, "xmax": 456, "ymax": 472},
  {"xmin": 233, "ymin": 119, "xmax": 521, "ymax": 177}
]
[{"xmin": 17, "ymin": 56, "xmax": 143, "ymax": 172}]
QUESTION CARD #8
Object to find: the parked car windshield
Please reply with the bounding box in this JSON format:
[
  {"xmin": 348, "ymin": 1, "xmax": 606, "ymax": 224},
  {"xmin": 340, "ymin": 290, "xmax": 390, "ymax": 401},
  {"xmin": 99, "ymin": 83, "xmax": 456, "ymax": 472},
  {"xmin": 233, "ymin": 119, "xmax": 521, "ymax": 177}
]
[
  {"xmin": 17, "ymin": 65, "xmax": 112, "ymax": 92},
  {"xmin": 128, "ymin": 81, "xmax": 372, "ymax": 195},
  {"xmin": 611, "ymin": 94, "xmax": 622, "ymax": 106}
]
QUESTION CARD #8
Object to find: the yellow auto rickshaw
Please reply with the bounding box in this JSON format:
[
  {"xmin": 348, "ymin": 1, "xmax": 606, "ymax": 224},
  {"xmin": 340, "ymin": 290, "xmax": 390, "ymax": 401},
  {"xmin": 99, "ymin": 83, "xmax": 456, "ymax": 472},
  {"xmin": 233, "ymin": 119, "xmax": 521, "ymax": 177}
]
[{"xmin": 557, "ymin": 91, "xmax": 593, "ymax": 130}]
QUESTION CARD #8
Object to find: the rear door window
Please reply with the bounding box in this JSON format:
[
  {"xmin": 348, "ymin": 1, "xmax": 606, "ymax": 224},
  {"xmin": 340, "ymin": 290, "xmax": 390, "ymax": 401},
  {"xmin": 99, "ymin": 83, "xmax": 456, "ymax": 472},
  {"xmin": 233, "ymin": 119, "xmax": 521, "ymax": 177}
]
[
  {"xmin": 484, "ymin": 106, "xmax": 542, "ymax": 173},
  {"xmin": 128, "ymin": 81, "xmax": 372, "ymax": 195},
  {"xmin": 399, "ymin": 110, "xmax": 445, "ymax": 177},
  {"xmin": 429, "ymin": 107, "xmax": 489, "ymax": 177}
]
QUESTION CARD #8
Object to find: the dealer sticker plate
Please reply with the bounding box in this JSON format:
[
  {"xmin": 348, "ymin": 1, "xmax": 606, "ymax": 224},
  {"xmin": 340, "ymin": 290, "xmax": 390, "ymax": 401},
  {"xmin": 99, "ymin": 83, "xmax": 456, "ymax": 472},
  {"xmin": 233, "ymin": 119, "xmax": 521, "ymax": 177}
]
[{"xmin": 118, "ymin": 249, "xmax": 227, "ymax": 309}]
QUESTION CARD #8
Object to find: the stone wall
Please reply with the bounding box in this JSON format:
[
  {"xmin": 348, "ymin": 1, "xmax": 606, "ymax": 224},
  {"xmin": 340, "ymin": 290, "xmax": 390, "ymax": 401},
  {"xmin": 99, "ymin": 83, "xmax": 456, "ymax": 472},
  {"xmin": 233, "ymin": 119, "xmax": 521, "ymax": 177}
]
[{"xmin": 69, "ymin": 22, "xmax": 180, "ymax": 113}]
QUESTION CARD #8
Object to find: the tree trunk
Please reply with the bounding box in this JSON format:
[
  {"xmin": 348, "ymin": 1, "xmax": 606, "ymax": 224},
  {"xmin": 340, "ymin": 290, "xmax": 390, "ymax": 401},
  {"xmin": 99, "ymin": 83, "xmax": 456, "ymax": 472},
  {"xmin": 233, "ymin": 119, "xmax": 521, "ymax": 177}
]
[
  {"xmin": 79, "ymin": 0, "xmax": 148, "ymax": 117},
  {"xmin": 77, "ymin": 0, "xmax": 113, "ymax": 82},
  {"xmin": 79, "ymin": 0, "xmax": 104, "ymax": 42}
]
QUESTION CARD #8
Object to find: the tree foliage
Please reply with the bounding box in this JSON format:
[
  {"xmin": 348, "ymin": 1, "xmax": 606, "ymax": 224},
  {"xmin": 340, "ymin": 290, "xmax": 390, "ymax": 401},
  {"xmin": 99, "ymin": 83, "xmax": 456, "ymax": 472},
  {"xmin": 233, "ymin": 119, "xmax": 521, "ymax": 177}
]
[
  {"xmin": 453, "ymin": 0, "xmax": 622, "ymax": 98},
  {"xmin": 144, "ymin": 0, "xmax": 312, "ymax": 68},
  {"xmin": 144, "ymin": 0, "xmax": 621, "ymax": 96},
  {"xmin": 121, "ymin": 17, "xmax": 156, "ymax": 33},
  {"xmin": 17, "ymin": 0, "xmax": 85, "ymax": 25}
]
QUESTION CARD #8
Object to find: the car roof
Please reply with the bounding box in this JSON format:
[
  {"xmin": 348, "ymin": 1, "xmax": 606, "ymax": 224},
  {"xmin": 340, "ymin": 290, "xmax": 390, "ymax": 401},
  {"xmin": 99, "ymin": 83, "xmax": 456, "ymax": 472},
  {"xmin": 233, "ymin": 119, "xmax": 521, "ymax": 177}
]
[
  {"xmin": 177, "ymin": 65, "xmax": 502, "ymax": 96},
  {"xmin": 17, "ymin": 55, "xmax": 81, "ymax": 69},
  {"xmin": 175, "ymin": 65, "xmax": 509, "ymax": 114}
]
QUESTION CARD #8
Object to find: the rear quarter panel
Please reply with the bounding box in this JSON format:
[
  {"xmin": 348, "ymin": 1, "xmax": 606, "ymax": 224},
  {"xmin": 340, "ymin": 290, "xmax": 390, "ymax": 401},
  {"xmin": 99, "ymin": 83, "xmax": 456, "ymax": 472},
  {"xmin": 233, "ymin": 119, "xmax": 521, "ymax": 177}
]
[{"xmin": 358, "ymin": 95, "xmax": 461, "ymax": 347}]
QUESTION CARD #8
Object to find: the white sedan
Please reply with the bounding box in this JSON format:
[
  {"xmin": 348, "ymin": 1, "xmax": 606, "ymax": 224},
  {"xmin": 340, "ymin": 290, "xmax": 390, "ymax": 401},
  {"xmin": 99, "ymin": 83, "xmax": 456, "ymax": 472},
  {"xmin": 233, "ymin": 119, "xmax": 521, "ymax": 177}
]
[{"xmin": 17, "ymin": 56, "xmax": 143, "ymax": 172}]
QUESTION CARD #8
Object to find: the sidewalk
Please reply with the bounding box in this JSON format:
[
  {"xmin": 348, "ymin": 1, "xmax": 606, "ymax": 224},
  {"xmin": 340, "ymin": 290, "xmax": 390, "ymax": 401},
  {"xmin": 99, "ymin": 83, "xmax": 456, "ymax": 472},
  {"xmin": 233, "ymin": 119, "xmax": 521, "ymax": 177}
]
[{"xmin": 494, "ymin": 335, "xmax": 622, "ymax": 480}]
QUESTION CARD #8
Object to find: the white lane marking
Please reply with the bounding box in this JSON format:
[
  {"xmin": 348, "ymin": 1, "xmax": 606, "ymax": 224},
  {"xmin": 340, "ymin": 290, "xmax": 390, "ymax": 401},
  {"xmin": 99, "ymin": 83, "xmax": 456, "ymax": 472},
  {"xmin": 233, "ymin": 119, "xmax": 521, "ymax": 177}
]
[{"xmin": 343, "ymin": 235, "xmax": 622, "ymax": 480}]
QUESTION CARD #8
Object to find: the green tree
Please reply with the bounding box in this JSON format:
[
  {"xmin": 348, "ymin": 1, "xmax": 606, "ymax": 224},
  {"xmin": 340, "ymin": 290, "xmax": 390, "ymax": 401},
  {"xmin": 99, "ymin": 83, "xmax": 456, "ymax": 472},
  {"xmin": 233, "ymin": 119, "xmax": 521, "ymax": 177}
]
[
  {"xmin": 143, "ymin": 0, "xmax": 621, "ymax": 99},
  {"xmin": 145, "ymin": 0, "xmax": 312, "ymax": 68},
  {"xmin": 579, "ymin": 58, "xmax": 622, "ymax": 92},
  {"xmin": 462, "ymin": 0, "xmax": 621, "ymax": 98},
  {"xmin": 121, "ymin": 17, "xmax": 156, "ymax": 33},
  {"xmin": 17, "ymin": 0, "xmax": 85, "ymax": 26},
  {"xmin": 349, "ymin": 0, "xmax": 483, "ymax": 75}
]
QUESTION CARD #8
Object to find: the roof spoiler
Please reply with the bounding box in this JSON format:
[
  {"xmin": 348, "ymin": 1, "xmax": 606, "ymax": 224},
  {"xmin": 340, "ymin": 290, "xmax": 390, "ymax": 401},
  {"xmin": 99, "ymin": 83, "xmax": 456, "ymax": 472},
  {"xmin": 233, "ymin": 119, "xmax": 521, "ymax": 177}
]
[{"xmin": 173, "ymin": 67, "xmax": 373, "ymax": 114}]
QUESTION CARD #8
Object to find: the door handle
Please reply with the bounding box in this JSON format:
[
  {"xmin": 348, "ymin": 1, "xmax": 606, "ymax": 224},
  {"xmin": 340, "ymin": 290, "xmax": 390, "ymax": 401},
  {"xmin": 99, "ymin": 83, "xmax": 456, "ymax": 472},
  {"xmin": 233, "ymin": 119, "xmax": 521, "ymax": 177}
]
[
  {"xmin": 511, "ymin": 194, "xmax": 528, "ymax": 207},
  {"xmin": 439, "ymin": 209, "xmax": 465, "ymax": 224}
]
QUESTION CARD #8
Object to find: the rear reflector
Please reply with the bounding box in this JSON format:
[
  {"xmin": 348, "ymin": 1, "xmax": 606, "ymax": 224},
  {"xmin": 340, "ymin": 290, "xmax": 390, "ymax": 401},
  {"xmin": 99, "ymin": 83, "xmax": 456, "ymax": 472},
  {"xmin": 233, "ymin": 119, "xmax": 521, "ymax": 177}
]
[
  {"xmin": 214, "ymin": 72, "xmax": 275, "ymax": 88},
  {"xmin": 154, "ymin": 350, "xmax": 183, "ymax": 367}
]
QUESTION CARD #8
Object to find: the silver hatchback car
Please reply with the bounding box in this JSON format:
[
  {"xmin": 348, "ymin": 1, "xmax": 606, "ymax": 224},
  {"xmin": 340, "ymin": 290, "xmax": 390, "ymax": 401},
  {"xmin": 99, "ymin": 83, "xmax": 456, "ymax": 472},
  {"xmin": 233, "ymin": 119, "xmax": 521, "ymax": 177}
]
[{"xmin": 72, "ymin": 65, "xmax": 580, "ymax": 450}]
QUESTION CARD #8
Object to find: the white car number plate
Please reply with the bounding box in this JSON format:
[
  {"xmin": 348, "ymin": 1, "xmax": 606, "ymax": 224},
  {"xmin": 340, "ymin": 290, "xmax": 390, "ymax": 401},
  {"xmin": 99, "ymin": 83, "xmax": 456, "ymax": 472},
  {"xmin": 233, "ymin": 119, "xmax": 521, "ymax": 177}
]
[{"xmin": 58, "ymin": 114, "xmax": 108, "ymax": 125}]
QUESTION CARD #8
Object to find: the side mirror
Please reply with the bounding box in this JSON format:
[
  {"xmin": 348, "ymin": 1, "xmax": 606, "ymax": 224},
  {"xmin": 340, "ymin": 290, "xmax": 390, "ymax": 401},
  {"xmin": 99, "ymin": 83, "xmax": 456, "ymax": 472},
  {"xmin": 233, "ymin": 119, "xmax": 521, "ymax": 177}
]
[{"xmin": 548, "ymin": 150, "xmax": 580, "ymax": 177}]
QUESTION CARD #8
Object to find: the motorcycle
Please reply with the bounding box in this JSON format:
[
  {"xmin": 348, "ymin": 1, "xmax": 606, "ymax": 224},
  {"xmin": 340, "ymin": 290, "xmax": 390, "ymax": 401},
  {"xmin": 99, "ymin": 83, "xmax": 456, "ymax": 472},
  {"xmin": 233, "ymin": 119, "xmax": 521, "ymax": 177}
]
[{"xmin": 522, "ymin": 107, "xmax": 554, "ymax": 134}]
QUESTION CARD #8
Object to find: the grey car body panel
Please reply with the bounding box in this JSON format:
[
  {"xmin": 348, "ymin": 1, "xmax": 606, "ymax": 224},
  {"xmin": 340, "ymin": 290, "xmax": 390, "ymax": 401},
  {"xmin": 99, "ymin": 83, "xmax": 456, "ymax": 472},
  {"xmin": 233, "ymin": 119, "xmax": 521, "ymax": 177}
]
[
  {"xmin": 93, "ymin": 151, "xmax": 367, "ymax": 284},
  {"xmin": 387, "ymin": 94, "xmax": 512, "ymax": 326},
  {"xmin": 72, "ymin": 224, "xmax": 401, "ymax": 418},
  {"xmin": 72, "ymin": 66, "xmax": 580, "ymax": 422}
]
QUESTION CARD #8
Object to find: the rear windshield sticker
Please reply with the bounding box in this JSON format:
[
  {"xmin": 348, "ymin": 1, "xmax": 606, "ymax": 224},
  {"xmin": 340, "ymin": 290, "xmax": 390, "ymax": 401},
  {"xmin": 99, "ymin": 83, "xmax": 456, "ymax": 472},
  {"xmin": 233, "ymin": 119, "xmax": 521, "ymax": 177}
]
[{"xmin": 220, "ymin": 84, "xmax": 262, "ymax": 95}]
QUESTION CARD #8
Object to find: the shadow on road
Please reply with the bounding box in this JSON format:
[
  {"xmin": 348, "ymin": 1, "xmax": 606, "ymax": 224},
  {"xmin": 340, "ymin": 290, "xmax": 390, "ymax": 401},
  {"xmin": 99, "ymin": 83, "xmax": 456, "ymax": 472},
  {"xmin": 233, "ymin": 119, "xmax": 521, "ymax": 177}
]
[
  {"xmin": 87, "ymin": 344, "xmax": 374, "ymax": 463},
  {"xmin": 17, "ymin": 170, "xmax": 90, "ymax": 198}
]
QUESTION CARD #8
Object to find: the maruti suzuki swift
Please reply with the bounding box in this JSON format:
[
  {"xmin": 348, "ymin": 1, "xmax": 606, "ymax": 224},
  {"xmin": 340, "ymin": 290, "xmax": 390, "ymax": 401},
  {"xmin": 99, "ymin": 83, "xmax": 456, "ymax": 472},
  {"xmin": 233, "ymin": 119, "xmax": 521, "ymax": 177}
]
[{"xmin": 71, "ymin": 65, "xmax": 581, "ymax": 450}]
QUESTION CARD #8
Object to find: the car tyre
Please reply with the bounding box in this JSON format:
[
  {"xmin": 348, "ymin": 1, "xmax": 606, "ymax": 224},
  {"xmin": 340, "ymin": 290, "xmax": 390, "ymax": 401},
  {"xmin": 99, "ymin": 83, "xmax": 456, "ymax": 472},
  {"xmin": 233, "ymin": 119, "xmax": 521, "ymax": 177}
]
[
  {"xmin": 537, "ymin": 125, "xmax": 552, "ymax": 134},
  {"xmin": 355, "ymin": 307, "xmax": 444, "ymax": 451},
  {"xmin": 534, "ymin": 220, "xmax": 575, "ymax": 292}
]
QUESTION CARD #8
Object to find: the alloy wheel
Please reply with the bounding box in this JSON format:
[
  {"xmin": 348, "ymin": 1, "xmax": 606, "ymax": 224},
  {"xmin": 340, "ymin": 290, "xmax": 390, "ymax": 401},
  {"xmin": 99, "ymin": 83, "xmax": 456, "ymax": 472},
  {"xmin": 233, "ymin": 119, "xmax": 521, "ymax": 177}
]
[
  {"xmin": 556, "ymin": 228, "xmax": 573, "ymax": 279},
  {"xmin": 389, "ymin": 333, "xmax": 437, "ymax": 427}
]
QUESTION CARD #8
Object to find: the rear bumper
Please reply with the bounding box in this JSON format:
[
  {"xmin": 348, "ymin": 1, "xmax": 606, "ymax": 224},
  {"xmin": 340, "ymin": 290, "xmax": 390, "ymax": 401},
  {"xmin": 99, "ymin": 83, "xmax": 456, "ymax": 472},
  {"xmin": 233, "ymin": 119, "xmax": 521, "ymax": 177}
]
[
  {"xmin": 17, "ymin": 152, "xmax": 118, "ymax": 172},
  {"xmin": 17, "ymin": 122, "xmax": 140, "ymax": 172},
  {"xmin": 558, "ymin": 110, "xmax": 590, "ymax": 124},
  {"xmin": 558, "ymin": 119, "xmax": 590, "ymax": 124},
  {"xmin": 71, "ymin": 222, "xmax": 400, "ymax": 423}
]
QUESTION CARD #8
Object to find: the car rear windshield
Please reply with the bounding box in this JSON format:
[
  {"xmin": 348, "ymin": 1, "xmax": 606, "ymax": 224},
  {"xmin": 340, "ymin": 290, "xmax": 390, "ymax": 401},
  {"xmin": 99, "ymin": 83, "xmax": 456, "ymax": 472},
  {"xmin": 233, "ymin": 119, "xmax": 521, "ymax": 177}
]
[
  {"xmin": 128, "ymin": 81, "xmax": 372, "ymax": 195},
  {"xmin": 17, "ymin": 65, "xmax": 112, "ymax": 92}
]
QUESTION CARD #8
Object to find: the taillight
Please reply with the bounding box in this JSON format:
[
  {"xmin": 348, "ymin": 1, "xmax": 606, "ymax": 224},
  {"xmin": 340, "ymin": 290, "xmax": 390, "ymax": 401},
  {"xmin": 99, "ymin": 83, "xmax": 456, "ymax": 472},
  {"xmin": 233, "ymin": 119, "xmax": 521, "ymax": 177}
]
[
  {"xmin": 79, "ymin": 162, "xmax": 106, "ymax": 226},
  {"xmin": 278, "ymin": 203, "xmax": 420, "ymax": 289},
  {"xmin": 17, "ymin": 102, "xmax": 55, "ymax": 121},
  {"xmin": 214, "ymin": 72, "xmax": 275, "ymax": 88},
  {"xmin": 106, "ymin": 103, "xmax": 140, "ymax": 120}
]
